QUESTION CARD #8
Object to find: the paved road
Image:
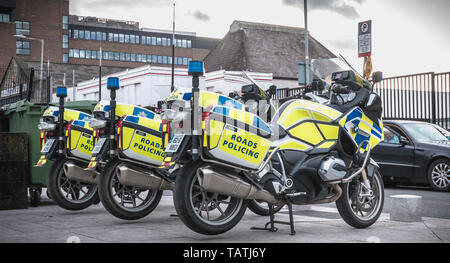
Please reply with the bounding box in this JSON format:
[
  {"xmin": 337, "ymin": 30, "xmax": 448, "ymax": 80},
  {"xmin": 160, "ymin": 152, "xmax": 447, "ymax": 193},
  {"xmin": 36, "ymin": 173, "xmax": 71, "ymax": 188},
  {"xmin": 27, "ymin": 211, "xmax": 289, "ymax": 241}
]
[
  {"xmin": 0, "ymin": 187, "xmax": 448, "ymax": 243},
  {"xmin": 292, "ymin": 186, "xmax": 450, "ymax": 220}
]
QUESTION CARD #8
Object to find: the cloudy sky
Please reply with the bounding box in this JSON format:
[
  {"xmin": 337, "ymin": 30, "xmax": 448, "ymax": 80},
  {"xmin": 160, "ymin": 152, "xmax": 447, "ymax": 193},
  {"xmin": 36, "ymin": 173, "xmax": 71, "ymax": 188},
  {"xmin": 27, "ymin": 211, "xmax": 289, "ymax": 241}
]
[{"xmin": 71, "ymin": 0, "xmax": 450, "ymax": 77}]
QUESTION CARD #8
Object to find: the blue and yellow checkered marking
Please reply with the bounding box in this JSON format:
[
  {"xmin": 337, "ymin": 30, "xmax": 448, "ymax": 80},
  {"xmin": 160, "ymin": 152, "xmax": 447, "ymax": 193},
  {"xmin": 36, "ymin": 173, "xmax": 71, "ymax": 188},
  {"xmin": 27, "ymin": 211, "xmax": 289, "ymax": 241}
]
[
  {"xmin": 211, "ymin": 105, "xmax": 272, "ymax": 135},
  {"xmin": 339, "ymin": 107, "xmax": 383, "ymax": 152}
]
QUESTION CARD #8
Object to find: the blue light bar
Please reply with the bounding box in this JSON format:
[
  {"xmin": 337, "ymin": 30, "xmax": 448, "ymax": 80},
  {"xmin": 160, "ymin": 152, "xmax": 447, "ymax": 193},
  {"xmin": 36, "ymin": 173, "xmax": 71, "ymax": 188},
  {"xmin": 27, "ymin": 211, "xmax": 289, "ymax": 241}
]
[
  {"xmin": 188, "ymin": 61, "xmax": 204, "ymax": 76},
  {"xmin": 107, "ymin": 77, "xmax": 120, "ymax": 89},
  {"xmin": 56, "ymin": 86, "xmax": 67, "ymax": 97}
]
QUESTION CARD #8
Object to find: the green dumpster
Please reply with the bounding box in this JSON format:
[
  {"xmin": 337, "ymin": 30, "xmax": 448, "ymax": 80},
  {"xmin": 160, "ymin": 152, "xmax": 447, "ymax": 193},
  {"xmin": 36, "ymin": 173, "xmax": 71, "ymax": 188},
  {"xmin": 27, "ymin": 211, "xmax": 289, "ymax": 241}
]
[{"xmin": 1, "ymin": 99, "xmax": 98, "ymax": 206}]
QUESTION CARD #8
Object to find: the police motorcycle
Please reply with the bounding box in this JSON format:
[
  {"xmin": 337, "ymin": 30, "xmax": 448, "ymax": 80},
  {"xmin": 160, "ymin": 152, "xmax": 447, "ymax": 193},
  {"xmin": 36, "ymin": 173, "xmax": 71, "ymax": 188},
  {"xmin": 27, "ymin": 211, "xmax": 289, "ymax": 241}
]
[
  {"xmin": 87, "ymin": 77, "xmax": 168, "ymax": 220},
  {"xmin": 36, "ymin": 86, "xmax": 100, "ymax": 210},
  {"xmin": 166, "ymin": 59, "xmax": 385, "ymax": 235},
  {"xmin": 161, "ymin": 72, "xmax": 286, "ymax": 217}
]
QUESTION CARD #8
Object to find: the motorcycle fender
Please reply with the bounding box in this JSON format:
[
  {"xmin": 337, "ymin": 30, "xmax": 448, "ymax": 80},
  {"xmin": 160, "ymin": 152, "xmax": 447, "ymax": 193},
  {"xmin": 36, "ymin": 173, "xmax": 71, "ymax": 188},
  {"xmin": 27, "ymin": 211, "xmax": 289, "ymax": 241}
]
[{"xmin": 366, "ymin": 158, "xmax": 379, "ymax": 178}]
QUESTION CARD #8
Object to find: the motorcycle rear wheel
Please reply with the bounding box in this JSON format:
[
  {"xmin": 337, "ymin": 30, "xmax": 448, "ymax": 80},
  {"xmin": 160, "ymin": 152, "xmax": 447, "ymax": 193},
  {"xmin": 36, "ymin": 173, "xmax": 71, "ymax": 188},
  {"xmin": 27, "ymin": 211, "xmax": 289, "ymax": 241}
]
[
  {"xmin": 173, "ymin": 160, "xmax": 248, "ymax": 235},
  {"xmin": 47, "ymin": 158, "xmax": 99, "ymax": 211},
  {"xmin": 98, "ymin": 158, "xmax": 163, "ymax": 220},
  {"xmin": 336, "ymin": 171, "xmax": 384, "ymax": 228}
]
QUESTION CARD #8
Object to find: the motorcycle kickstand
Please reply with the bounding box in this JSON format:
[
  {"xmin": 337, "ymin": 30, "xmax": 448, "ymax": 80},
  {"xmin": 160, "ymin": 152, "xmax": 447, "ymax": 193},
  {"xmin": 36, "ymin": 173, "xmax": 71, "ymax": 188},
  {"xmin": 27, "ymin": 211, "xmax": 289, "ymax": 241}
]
[{"xmin": 251, "ymin": 201, "xmax": 296, "ymax": 235}]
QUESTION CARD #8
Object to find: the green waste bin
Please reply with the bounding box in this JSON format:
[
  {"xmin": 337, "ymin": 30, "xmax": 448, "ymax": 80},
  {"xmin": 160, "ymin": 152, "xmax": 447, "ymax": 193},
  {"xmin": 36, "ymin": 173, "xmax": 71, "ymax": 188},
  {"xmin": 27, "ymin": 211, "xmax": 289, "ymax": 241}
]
[{"xmin": 1, "ymin": 100, "xmax": 98, "ymax": 205}]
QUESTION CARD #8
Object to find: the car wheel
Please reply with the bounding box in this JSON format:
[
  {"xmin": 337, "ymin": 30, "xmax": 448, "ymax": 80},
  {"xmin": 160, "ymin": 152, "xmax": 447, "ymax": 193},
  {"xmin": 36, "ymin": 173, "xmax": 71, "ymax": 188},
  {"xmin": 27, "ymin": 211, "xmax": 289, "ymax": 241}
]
[{"xmin": 428, "ymin": 159, "xmax": 450, "ymax": 192}]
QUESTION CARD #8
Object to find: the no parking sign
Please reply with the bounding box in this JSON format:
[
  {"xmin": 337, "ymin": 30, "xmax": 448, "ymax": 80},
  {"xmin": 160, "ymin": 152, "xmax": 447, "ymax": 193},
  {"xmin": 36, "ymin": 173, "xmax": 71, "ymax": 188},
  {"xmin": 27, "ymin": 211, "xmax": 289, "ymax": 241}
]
[{"xmin": 358, "ymin": 20, "xmax": 372, "ymax": 57}]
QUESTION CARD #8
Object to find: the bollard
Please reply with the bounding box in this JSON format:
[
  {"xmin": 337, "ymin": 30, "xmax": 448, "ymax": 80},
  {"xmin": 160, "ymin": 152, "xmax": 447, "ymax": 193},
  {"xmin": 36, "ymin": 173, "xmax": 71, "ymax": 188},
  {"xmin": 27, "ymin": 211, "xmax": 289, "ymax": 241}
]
[{"xmin": 390, "ymin": 194, "xmax": 422, "ymax": 222}]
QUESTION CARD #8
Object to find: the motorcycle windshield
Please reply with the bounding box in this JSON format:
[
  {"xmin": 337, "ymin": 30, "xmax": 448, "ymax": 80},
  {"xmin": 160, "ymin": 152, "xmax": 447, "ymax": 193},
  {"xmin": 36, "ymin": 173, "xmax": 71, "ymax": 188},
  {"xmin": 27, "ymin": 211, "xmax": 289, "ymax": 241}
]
[{"xmin": 311, "ymin": 57, "xmax": 363, "ymax": 85}]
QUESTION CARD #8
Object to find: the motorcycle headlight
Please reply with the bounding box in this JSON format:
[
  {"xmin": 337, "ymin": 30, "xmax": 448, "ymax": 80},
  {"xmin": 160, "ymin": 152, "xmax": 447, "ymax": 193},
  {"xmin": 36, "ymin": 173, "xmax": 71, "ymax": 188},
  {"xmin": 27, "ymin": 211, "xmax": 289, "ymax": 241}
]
[
  {"xmin": 88, "ymin": 118, "xmax": 107, "ymax": 129},
  {"xmin": 37, "ymin": 122, "xmax": 56, "ymax": 131}
]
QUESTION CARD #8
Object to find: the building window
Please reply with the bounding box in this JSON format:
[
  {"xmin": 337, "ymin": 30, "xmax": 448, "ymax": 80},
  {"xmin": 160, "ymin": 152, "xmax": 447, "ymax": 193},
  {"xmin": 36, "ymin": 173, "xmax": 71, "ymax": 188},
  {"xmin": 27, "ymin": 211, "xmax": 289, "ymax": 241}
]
[
  {"xmin": 163, "ymin": 56, "xmax": 168, "ymax": 64},
  {"xmin": 113, "ymin": 33, "xmax": 119, "ymax": 42},
  {"xmin": 85, "ymin": 30, "xmax": 90, "ymax": 40},
  {"xmin": 114, "ymin": 52, "xmax": 120, "ymax": 61},
  {"xmin": 142, "ymin": 55, "xmax": 147, "ymax": 63},
  {"xmin": 130, "ymin": 53, "xmax": 136, "ymax": 62},
  {"xmin": 108, "ymin": 33, "xmax": 113, "ymax": 42},
  {"xmin": 167, "ymin": 38, "xmax": 171, "ymax": 46},
  {"xmin": 135, "ymin": 35, "xmax": 140, "ymax": 44},
  {"xmin": 119, "ymin": 34, "xmax": 124, "ymax": 43},
  {"xmin": 73, "ymin": 29, "xmax": 79, "ymax": 39},
  {"xmin": 102, "ymin": 32, "xmax": 107, "ymax": 41},
  {"xmin": 69, "ymin": 49, "xmax": 74, "ymax": 57},
  {"xmin": 1, "ymin": 13, "xmax": 10, "ymax": 22},
  {"xmin": 91, "ymin": 31, "xmax": 96, "ymax": 40},
  {"xmin": 146, "ymin": 36, "xmax": 151, "ymax": 45},
  {"xmin": 62, "ymin": 34, "xmax": 68, "ymax": 49},
  {"xmin": 162, "ymin": 38, "xmax": 167, "ymax": 46},
  {"xmin": 74, "ymin": 49, "xmax": 79, "ymax": 58},
  {"xmin": 86, "ymin": 50, "xmax": 91, "ymax": 59},
  {"xmin": 62, "ymin": 16, "xmax": 68, "ymax": 30},
  {"xmin": 183, "ymin": 57, "xmax": 188, "ymax": 65},
  {"xmin": 141, "ymin": 36, "xmax": 146, "ymax": 45},
  {"xmin": 80, "ymin": 49, "xmax": 85, "ymax": 58},
  {"xmin": 62, "ymin": 53, "xmax": 68, "ymax": 63},
  {"xmin": 79, "ymin": 30, "xmax": 84, "ymax": 39},
  {"xmin": 92, "ymin": 50, "xmax": 97, "ymax": 59},
  {"xmin": 16, "ymin": 21, "xmax": 30, "ymax": 36},
  {"xmin": 182, "ymin": 39, "xmax": 187, "ymax": 48},
  {"xmin": 187, "ymin": 40, "xmax": 192, "ymax": 48},
  {"xmin": 168, "ymin": 56, "xmax": 172, "ymax": 65},
  {"xmin": 156, "ymin": 37, "xmax": 161, "ymax": 46},
  {"xmin": 16, "ymin": 41, "xmax": 30, "ymax": 55},
  {"xmin": 120, "ymin": 52, "xmax": 125, "ymax": 61}
]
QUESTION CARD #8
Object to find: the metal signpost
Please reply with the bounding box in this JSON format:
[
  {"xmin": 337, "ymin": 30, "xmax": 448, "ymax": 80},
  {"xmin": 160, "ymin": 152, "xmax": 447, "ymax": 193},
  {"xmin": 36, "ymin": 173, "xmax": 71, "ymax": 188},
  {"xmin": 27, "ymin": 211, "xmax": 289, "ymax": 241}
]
[{"xmin": 358, "ymin": 20, "xmax": 372, "ymax": 79}]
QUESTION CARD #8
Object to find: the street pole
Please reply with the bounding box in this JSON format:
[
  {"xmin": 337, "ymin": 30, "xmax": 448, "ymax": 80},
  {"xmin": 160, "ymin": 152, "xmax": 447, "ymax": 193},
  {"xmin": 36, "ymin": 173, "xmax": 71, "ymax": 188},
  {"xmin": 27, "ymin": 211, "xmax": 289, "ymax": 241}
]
[
  {"xmin": 72, "ymin": 70, "xmax": 75, "ymax": 101},
  {"xmin": 40, "ymin": 39, "xmax": 44, "ymax": 99},
  {"xmin": 171, "ymin": 1, "xmax": 175, "ymax": 92},
  {"xmin": 99, "ymin": 47, "xmax": 102, "ymax": 101},
  {"xmin": 304, "ymin": 0, "xmax": 310, "ymax": 86}
]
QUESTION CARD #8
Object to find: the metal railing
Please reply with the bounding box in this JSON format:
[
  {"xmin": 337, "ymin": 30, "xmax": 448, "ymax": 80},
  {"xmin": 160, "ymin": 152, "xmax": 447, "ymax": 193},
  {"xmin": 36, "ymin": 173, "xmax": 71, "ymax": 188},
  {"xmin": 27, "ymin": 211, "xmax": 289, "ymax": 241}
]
[{"xmin": 373, "ymin": 72, "xmax": 450, "ymax": 130}]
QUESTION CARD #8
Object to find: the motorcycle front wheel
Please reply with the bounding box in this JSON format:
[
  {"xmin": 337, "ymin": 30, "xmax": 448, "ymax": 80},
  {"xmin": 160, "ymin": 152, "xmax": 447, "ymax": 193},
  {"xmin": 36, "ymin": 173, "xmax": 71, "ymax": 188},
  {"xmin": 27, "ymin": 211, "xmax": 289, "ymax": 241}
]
[
  {"xmin": 173, "ymin": 160, "xmax": 248, "ymax": 235},
  {"xmin": 98, "ymin": 158, "xmax": 163, "ymax": 220},
  {"xmin": 336, "ymin": 170, "xmax": 384, "ymax": 228},
  {"xmin": 47, "ymin": 158, "xmax": 99, "ymax": 211}
]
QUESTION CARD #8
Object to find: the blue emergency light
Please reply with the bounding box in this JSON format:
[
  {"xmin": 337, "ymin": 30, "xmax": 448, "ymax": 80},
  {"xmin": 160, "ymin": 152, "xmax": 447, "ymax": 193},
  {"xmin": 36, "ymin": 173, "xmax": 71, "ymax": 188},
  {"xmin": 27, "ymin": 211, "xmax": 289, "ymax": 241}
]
[
  {"xmin": 188, "ymin": 61, "xmax": 204, "ymax": 76},
  {"xmin": 56, "ymin": 86, "xmax": 67, "ymax": 97},
  {"xmin": 107, "ymin": 77, "xmax": 120, "ymax": 90}
]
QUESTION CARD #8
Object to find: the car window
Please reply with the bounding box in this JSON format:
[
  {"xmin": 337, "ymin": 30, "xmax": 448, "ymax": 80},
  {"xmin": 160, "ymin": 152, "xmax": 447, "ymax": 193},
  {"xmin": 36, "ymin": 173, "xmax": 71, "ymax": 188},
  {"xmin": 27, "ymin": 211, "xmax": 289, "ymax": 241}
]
[
  {"xmin": 403, "ymin": 123, "xmax": 449, "ymax": 142},
  {"xmin": 383, "ymin": 127, "xmax": 400, "ymax": 144},
  {"xmin": 386, "ymin": 125, "xmax": 407, "ymax": 138}
]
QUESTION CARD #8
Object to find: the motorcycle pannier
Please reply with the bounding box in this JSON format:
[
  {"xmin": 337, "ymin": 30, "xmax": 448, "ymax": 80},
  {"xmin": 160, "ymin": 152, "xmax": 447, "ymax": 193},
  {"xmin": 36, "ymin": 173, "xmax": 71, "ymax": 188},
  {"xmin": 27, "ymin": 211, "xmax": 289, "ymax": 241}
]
[
  {"xmin": 66, "ymin": 120, "xmax": 94, "ymax": 161},
  {"xmin": 203, "ymin": 106, "xmax": 272, "ymax": 170},
  {"xmin": 118, "ymin": 115, "xmax": 165, "ymax": 166}
]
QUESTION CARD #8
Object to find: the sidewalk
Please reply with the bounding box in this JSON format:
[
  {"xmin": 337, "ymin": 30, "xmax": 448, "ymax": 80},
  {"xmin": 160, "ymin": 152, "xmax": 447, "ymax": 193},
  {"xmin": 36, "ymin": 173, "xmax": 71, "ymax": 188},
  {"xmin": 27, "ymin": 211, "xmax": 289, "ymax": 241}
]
[{"xmin": 0, "ymin": 195, "xmax": 448, "ymax": 243}]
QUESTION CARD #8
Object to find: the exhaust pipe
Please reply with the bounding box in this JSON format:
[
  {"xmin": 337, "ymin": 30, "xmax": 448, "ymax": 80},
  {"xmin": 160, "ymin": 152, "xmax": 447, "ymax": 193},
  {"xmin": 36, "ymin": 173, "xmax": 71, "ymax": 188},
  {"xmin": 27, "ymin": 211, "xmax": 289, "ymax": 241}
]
[
  {"xmin": 197, "ymin": 167, "xmax": 284, "ymax": 206},
  {"xmin": 64, "ymin": 161, "xmax": 99, "ymax": 184},
  {"xmin": 116, "ymin": 165, "xmax": 173, "ymax": 190}
]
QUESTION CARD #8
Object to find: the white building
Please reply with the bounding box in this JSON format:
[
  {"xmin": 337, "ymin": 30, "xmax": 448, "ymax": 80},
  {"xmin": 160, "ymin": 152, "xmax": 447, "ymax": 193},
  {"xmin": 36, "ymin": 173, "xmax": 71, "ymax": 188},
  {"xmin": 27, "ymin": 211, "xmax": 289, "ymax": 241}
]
[{"xmin": 58, "ymin": 65, "xmax": 274, "ymax": 107}]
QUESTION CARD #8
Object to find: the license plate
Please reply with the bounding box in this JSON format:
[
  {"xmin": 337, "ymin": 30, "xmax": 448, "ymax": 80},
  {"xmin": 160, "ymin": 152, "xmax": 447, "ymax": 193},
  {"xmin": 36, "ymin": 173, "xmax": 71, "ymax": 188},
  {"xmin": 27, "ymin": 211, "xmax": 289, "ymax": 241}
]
[
  {"xmin": 165, "ymin": 134, "xmax": 185, "ymax": 153},
  {"xmin": 41, "ymin": 139, "xmax": 55, "ymax": 154},
  {"xmin": 92, "ymin": 138, "xmax": 107, "ymax": 154}
]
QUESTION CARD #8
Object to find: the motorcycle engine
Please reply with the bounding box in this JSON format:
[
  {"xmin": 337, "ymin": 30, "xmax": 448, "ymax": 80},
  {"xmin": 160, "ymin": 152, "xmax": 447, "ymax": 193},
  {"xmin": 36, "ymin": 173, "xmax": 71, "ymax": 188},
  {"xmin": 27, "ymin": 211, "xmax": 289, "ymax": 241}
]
[{"xmin": 318, "ymin": 156, "xmax": 347, "ymax": 182}]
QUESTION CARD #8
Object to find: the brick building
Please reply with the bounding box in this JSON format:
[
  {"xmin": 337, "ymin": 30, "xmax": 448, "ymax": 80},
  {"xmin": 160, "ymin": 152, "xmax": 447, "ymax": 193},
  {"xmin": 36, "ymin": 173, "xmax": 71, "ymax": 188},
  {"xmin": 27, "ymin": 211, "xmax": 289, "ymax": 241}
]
[{"xmin": 0, "ymin": 0, "xmax": 219, "ymax": 89}]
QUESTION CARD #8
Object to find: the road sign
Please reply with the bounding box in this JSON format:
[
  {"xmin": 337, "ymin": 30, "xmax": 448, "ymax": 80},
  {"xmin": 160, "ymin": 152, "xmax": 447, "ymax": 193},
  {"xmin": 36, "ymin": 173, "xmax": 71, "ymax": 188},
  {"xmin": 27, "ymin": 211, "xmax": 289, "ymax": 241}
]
[{"xmin": 358, "ymin": 20, "xmax": 371, "ymax": 58}]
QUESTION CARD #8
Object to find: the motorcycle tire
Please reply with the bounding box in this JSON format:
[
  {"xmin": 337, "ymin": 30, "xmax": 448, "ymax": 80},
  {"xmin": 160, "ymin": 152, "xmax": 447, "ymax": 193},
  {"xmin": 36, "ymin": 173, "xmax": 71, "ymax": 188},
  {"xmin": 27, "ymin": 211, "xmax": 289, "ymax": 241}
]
[
  {"xmin": 98, "ymin": 158, "xmax": 163, "ymax": 220},
  {"xmin": 173, "ymin": 160, "xmax": 248, "ymax": 235},
  {"xmin": 47, "ymin": 158, "xmax": 99, "ymax": 211},
  {"xmin": 336, "ymin": 171, "xmax": 385, "ymax": 229}
]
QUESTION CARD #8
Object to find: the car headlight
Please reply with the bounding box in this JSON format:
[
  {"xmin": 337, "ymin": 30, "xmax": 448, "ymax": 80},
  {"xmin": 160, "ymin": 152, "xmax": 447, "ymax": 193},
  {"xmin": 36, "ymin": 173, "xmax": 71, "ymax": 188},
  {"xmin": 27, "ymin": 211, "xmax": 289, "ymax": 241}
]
[
  {"xmin": 88, "ymin": 118, "xmax": 107, "ymax": 129},
  {"xmin": 37, "ymin": 122, "xmax": 56, "ymax": 131}
]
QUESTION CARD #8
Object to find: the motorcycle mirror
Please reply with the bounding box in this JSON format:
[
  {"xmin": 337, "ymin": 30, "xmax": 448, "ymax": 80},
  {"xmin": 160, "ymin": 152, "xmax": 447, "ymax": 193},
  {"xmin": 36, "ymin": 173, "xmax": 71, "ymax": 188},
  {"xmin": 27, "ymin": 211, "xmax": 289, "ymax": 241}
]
[
  {"xmin": 372, "ymin": 71, "xmax": 383, "ymax": 84},
  {"xmin": 268, "ymin": 85, "xmax": 277, "ymax": 96}
]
